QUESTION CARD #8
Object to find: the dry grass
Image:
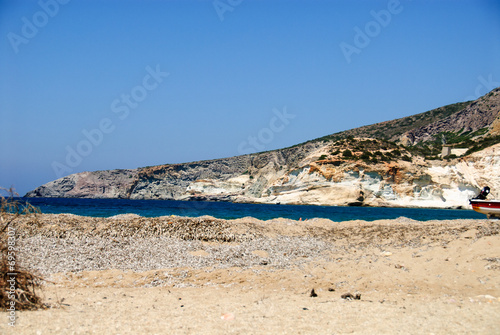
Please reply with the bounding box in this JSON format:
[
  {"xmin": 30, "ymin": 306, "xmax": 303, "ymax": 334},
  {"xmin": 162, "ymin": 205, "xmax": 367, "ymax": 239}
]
[
  {"xmin": 13, "ymin": 214, "xmax": 247, "ymax": 242},
  {"xmin": 0, "ymin": 187, "xmax": 45, "ymax": 311}
]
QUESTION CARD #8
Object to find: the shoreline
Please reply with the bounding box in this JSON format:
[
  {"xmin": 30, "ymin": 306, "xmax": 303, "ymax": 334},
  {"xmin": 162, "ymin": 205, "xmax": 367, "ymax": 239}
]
[
  {"xmin": 2, "ymin": 214, "xmax": 500, "ymax": 334},
  {"xmin": 22, "ymin": 194, "xmax": 477, "ymax": 209},
  {"xmin": 16, "ymin": 197, "xmax": 485, "ymax": 223}
]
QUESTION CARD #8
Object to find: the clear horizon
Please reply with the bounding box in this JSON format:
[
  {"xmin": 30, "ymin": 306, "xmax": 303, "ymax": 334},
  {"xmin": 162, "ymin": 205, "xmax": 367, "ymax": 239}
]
[{"xmin": 1, "ymin": 0, "xmax": 500, "ymax": 195}]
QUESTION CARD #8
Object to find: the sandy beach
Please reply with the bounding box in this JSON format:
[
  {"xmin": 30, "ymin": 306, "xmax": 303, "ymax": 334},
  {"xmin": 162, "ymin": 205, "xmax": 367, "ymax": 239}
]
[{"xmin": 2, "ymin": 214, "xmax": 500, "ymax": 334}]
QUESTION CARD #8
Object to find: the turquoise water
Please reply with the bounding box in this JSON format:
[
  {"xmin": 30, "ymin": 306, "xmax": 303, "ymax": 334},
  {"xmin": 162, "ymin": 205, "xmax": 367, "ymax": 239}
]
[{"xmin": 20, "ymin": 197, "xmax": 484, "ymax": 222}]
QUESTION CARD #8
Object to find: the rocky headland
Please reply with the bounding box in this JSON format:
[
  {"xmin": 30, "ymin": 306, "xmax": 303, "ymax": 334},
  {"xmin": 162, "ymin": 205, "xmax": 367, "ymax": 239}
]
[{"xmin": 26, "ymin": 88, "xmax": 500, "ymax": 209}]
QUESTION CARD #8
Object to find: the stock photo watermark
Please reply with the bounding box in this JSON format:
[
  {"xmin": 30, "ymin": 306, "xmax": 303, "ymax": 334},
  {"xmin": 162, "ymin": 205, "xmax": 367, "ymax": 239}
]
[
  {"xmin": 7, "ymin": 0, "xmax": 71, "ymax": 54},
  {"xmin": 464, "ymin": 75, "xmax": 499, "ymax": 101},
  {"xmin": 339, "ymin": 0, "xmax": 405, "ymax": 64},
  {"xmin": 238, "ymin": 106, "xmax": 295, "ymax": 155},
  {"xmin": 213, "ymin": 0, "xmax": 243, "ymax": 22},
  {"xmin": 6, "ymin": 226, "xmax": 17, "ymax": 327},
  {"xmin": 51, "ymin": 64, "xmax": 169, "ymax": 178}
]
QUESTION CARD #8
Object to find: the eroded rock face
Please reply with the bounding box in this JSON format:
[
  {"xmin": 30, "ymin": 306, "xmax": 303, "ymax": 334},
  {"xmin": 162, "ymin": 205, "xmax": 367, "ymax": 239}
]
[{"xmin": 250, "ymin": 144, "xmax": 500, "ymax": 208}]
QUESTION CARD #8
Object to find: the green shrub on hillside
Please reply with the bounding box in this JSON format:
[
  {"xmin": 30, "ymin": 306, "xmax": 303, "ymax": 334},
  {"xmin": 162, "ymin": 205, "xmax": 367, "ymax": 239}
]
[
  {"xmin": 342, "ymin": 149, "xmax": 353, "ymax": 158},
  {"xmin": 360, "ymin": 151, "xmax": 371, "ymax": 161},
  {"xmin": 465, "ymin": 135, "xmax": 500, "ymax": 155}
]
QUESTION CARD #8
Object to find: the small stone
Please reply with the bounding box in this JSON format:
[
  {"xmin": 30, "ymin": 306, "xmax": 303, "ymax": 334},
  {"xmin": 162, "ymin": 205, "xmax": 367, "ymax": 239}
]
[
  {"xmin": 310, "ymin": 289, "xmax": 318, "ymax": 297},
  {"xmin": 221, "ymin": 313, "xmax": 235, "ymax": 321},
  {"xmin": 341, "ymin": 293, "xmax": 361, "ymax": 300}
]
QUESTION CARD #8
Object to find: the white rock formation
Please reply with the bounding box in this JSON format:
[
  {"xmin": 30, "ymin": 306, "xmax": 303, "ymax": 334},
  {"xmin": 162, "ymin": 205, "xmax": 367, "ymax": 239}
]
[{"xmin": 222, "ymin": 143, "xmax": 500, "ymax": 209}]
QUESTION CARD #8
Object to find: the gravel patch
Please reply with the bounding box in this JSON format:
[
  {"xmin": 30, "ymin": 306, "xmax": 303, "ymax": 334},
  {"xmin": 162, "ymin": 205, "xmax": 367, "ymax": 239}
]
[{"xmin": 18, "ymin": 236, "xmax": 334, "ymax": 275}]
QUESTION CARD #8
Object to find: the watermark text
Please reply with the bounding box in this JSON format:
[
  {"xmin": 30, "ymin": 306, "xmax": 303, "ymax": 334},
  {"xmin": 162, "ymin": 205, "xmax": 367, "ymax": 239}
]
[
  {"xmin": 213, "ymin": 0, "xmax": 243, "ymax": 21},
  {"xmin": 464, "ymin": 75, "xmax": 499, "ymax": 101},
  {"xmin": 51, "ymin": 65, "xmax": 169, "ymax": 178},
  {"xmin": 238, "ymin": 106, "xmax": 295, "ymax": 155},
  {"xmin": 6, "ymin": 226, "xmax": 17, "ymax": 327},
  {"xmin": 340, "ymin": 0, "xmax": 404, "ymax": 64},
  {"xmin": 7, "ymin": 0, "xmax": 71, "ymax": 54}
]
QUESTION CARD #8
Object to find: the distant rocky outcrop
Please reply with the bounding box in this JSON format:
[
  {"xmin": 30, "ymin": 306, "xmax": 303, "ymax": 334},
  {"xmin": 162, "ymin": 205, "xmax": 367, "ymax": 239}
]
[
  {"xmin": 25, "ymin": 88, "xmax": 500, "ymax": 209},
  {"xmin": 26, "ymin": 169, "xmax": 138, "ymax": 199}
]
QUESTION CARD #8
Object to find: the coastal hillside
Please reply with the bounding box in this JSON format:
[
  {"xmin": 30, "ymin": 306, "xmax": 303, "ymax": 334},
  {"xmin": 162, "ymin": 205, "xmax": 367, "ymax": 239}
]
[
  {"xmin": 314, "ymin": 87, "xmax": 500, "ymax": 150},
  {"xmin": 26, "ymin": 88, "xmax": 500, "ymax": 209}
]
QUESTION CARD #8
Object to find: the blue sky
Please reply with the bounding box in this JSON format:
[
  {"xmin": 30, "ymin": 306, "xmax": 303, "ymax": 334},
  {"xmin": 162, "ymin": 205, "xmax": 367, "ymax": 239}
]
[{"xmin": 1, "ymin": 0, "xmax": 499, "ymax": 195}]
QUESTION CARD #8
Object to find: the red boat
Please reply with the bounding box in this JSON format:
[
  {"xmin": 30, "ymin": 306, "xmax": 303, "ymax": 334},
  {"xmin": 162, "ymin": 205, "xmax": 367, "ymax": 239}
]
[
  {"xmin": 470, "ymin": 199, "xmax": 500, "ymax": 219},
  {"xmin": 470, "ymin": 186, "xmax": 500, "ymax": 219}
]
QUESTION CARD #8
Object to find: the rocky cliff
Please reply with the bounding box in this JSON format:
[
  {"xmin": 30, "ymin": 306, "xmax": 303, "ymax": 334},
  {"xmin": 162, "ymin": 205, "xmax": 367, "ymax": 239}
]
[
  {"xmin": 26, "ymin": 88, "xmax": 500, "ymax": 209},
  {"xmin": 250, "ymin": 142, "xmax": 500, "ymax": 208}
]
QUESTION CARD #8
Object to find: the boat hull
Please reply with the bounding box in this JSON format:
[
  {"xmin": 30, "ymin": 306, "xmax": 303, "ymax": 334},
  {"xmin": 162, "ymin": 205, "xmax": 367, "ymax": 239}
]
[{"xmin": 470, "ymin": 199, "xmax": 500, "ymax": 218}]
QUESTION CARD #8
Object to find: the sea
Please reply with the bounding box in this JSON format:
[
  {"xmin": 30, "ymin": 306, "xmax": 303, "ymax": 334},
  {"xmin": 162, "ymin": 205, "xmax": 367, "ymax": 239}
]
[{"xmin": 16, "ymin": 197, "xmax": 485, "ymax": 222}]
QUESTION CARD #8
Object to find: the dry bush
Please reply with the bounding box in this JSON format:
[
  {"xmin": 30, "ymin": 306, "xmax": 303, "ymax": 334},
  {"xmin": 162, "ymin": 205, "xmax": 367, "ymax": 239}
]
[{"xmin": 0, "ymin": 187, "xmax": 45, "ymax": 311}]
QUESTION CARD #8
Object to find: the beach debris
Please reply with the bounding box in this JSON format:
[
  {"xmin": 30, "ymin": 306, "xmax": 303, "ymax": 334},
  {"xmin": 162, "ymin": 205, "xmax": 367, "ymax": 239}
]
[
  {"xmin": 221, "ymin": 312, "xmax": 235, "ymax": 321},
  {"xmin": 381, "ymin": 251, "xmax": 393, "ymax": 257},
  {"xmin": 484, "ymin": 257, "xmax": 500, "ymax": 263},
  {"xmin": 310, "ymin": 289, "xmax": 318, "ymax": 297},
  {"xmin": 469, "ymin": 295, "xmax": 500, "ymax": 304},
  {"xmin": 328, "ymin": 287, "xmax": 335, "ymax": 292},
  {"xmin": 476, "ymin": 294, "xmax": 498, "ymax": 301},
  {"xmin": 394, "ymin": 264, "xmax": 409, "ymax": 271},
  {"xmin": 341, "ymin": 293, "xmax": 361, "ymax": 300},
  {"xmin": 483, "ymin": 257, "xmax": 500, "ymax": 270}
]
